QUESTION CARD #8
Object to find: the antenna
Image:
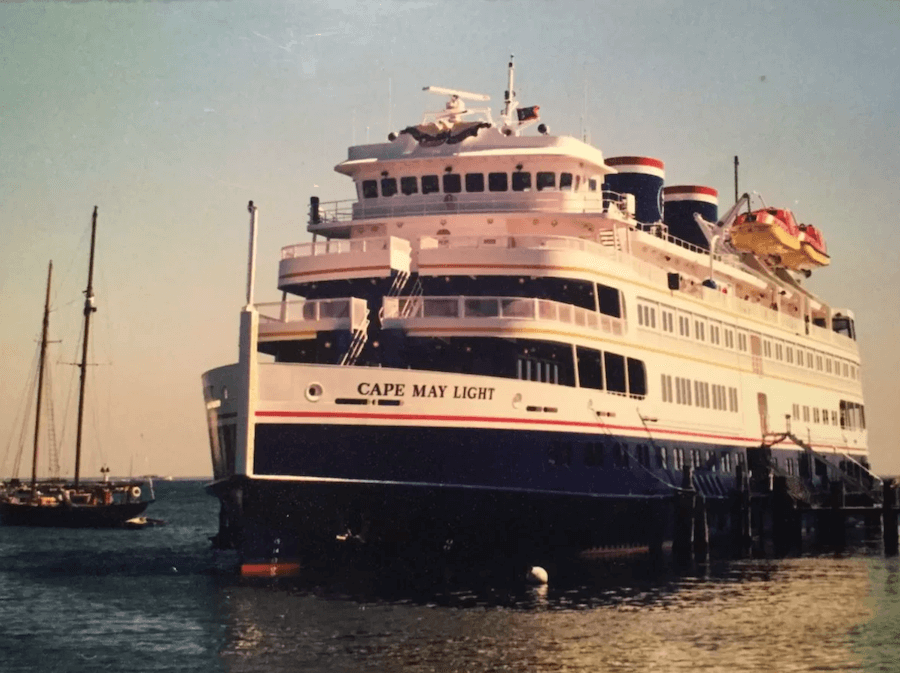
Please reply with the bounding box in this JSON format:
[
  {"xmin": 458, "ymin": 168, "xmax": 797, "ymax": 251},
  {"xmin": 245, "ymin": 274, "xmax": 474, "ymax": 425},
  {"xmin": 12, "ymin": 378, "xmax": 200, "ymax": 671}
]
[
  {"xmin": 503, "ymin": 55, "xmax": 515, "ymax": 117},
  {"xmin": 423, "ymin": 86, "xmax": 490, "ymax": 101}
]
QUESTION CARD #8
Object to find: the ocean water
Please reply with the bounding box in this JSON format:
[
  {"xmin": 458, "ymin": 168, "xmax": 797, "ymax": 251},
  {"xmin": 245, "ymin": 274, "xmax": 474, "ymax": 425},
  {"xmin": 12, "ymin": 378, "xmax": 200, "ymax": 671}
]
[{"xmin": 2, "ymin": 480, "xmax": 899, "ymax": 672}]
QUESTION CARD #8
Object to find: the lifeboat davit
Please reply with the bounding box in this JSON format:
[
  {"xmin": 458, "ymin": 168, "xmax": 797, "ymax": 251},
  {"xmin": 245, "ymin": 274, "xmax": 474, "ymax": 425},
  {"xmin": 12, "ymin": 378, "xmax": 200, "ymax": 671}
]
[{"xmin": 731, "ymin": 207, "xmax": 802, "ymax": 258}]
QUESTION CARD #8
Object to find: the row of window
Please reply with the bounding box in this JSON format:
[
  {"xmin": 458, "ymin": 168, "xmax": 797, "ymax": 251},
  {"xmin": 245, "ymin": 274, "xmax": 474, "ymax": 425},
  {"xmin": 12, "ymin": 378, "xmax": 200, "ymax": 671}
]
[
  {"xmin": 790, "ymin": 400, "xmax": 865, "ymax": 430},
  {"xmin": 660, "ymin": 374, "xmax": 740, "ymax": 412},
  {"xmin": 574, "ymin": 347, "xmax": 647, "ymax": 398},
  {"xmin": 550, "ymin": 439, "xmax": 745, "ymax": 474},
  {"xmin": 360, "ymin": 171, "xmax": 601, "ymax": 199},
  {"xmin": 636, "ymin": 299, "xmax": 859, "ymax": 381}
]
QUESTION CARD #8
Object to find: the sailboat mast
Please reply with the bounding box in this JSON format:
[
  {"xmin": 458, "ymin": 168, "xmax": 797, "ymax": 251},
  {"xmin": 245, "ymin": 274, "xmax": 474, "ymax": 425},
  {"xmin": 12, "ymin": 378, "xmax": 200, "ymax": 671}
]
[
  {"xmin": 30, "ymin": 261, "xmax": 53, "ymax": 497},
  {"xmin": 73, "ymin": 206, "xmax": 98, "ymax": 489}
]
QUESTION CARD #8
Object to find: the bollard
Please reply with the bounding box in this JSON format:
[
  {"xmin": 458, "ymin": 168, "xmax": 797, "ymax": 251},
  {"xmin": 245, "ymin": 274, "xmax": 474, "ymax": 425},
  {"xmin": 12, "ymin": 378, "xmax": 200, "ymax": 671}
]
[{"xmin": 884, "ymin": 481, "xmax": 898, "ymax": 556}]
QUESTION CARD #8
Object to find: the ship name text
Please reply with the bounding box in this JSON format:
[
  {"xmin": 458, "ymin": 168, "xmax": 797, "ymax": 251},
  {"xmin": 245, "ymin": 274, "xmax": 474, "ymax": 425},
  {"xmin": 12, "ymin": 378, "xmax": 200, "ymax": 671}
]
[{"xmin": 356, "ymin": 382, "xmax": 495, "ymax": 400}]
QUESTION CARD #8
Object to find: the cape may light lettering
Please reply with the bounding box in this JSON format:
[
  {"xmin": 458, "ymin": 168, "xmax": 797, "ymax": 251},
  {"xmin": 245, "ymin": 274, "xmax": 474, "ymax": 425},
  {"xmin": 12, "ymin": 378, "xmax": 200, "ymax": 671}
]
[{"xmin": 356, "ymin": 382, "xmax": 494, "ymax": 400}]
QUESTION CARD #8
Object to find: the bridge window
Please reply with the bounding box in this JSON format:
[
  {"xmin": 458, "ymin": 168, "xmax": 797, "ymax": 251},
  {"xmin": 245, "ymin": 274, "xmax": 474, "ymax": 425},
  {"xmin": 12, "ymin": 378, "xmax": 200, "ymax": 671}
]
[
  {"xmin": 488, "ymin": 172, "xmax": 508, "ymax": 192},
  {"xmin": 560, "ymin": 173, "xmax": 574, "ymax": 190},
  {"xmin": 443, "ymin": 173, "xmax": 462, "ymax": 193},
  {"xmin": 604, "ymin": 352, "xmax": 626, "ymax": 394},
  {"xmin": 380, "ymin": 177, "xmax": 397, "ymax": 197},
  {"xmin": 362, "ymin": 180, "xmax": 378, "ymax": 198},
  {"xmin": 597, "ymin": 284, "xmax": 622, "ymax": 318},
  {"xmin": 465, "ymin": 173, "xmax": 484, "ymax": 192},
  {"xmin": 576, "ymin": 347, "xmax": 604, "ymax": 390},
  {"xmin": 400, "ymin": 176, "xmax": 418, "ymax": 195},
  {"xmin": 536, "ymin": 172, "xmax": 556, "ymax": 191},
  {"xmin": 627, "ymin": 358, "xmax": 647, "ymax": 398},
  {"xmin": 422, "ymin": 175, "xmax": 440, "ymax": 194},
  {"xmin": 512, "ymin": 171, "xmax": 532, "ymax": 191}
]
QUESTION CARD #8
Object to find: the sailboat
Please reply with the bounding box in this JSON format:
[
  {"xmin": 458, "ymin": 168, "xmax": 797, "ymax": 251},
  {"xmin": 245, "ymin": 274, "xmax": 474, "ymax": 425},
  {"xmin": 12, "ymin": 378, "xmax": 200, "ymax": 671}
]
[{"xmin": 0, "ymin": 207, "xmax": 154, "ymax": 527}]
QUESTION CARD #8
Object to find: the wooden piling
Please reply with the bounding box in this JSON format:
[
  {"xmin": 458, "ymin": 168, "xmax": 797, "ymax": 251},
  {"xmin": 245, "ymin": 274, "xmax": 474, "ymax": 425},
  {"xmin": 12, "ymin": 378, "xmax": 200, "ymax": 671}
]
[
  {"xmin": 673, "ymin": 466, "xmax": 695, "ymax": 566},
  {"xmin": 731, "ymin": 464, "xmax": 752, "ymax": 557},
  {"xmin": 693, "ymin": 494, "xmax": 709, "ymax": 563},
  {"xmin": 772, "ymin": 475, "xmax": 800, "ymax": 556},
  {"xmin": 883, "ymin": 480, "xmax": 898, "ymax": 556},
  {"xmin": 830, "ymin": 480, "xmax": 846, "ymax": 550}
]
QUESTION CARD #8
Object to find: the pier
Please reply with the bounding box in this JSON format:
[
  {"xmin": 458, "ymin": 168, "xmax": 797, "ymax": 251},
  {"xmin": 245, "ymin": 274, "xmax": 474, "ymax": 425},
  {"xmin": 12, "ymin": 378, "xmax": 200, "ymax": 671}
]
[{"xmin": 672, "ymin": 432, "xmax": 896, "ymax": 563}]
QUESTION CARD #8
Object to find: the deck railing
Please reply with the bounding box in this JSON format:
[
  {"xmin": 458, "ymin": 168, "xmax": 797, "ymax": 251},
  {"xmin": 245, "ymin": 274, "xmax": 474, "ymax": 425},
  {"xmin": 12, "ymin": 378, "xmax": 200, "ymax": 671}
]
[
  {"xmin": 309, "ymin": 191, "xmax": 631, "ymax": 224},
  {"xmin": 382, "ymin": 295, "xmax": 625, "ymax": 337},
  {"xmin": 256, "ymin": 297, "xmax": 369, "ymax": 328}
]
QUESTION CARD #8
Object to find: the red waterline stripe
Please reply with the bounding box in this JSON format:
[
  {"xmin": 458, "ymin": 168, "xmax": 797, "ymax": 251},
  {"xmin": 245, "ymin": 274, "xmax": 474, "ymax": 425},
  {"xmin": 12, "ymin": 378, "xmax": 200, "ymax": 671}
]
[{"xmin": 256, "ymin": 410, "xmax": 750, "ymax": 443}]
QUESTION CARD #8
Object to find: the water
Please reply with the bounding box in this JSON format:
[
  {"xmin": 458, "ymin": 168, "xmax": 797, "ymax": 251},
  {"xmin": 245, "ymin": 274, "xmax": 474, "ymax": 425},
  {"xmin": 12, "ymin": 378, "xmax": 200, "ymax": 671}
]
[{"xmin": 2, "ymin": 481, "xmax": 899, "ymax": 672}]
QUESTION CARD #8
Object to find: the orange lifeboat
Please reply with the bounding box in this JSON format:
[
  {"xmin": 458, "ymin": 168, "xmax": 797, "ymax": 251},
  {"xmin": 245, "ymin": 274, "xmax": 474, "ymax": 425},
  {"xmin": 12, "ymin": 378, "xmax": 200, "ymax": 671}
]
[
  {"xmin": 798, "ymin": 224, "xmax": 830, "ymax": 268},
  {"xmin": 731, "ymin": 208, "xmax": 802, "ymax": 259}
]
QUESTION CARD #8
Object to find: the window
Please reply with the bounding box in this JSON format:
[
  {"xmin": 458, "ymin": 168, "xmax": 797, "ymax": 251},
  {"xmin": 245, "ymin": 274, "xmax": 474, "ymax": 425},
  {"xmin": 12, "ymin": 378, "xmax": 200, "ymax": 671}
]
[
  {"xmin": 488, "ymin": 172, "xmax": 508, "ymax": 192},
  {"xmin": 709, "ymin": 322, "xmax": 721, "ymax": 345},
  {"xmin": 831, "ymin": 410, "xmax": 838, "ymax": 425},
  {"xmin": 661, "ymin": 374, "xmax": 673, "ymax": 403},
  {"xmin": 518, "ymin": 357, "xmax": 559, "ymax": 384},
  {"xmin": 585, "ymin": 442, "xmax": 604, "ymax": 467},
  {"xmin": 676, "ymin": 377, "xmax": 692, "ymax": 405},
  {"xmin": 826, "ymin": 358, "xmax": 832, "ymax": 374},
  {"xmin": 656, "ymin": 446, "xmax": 668, "ymax": 470},
  {"xmin": 597, "ymin": 284, "xmax": 622, "ymax": 318},
  {"xmin": 443, "ymin": 173, "xmax": 462, "ymax": 193},
  {"xmin": 512, "ymin": 171, "xmax": 532, "ymax": 191},
  {"xmin": 588, "ymin": 178, "xmax": 598, "ymax": 191},
  {"xmin": 380, "ymin": 177, "xmax": 397, "ymax": 197},
  {"xmin": 822, "ymin": 408, "xmax": 829, "ymax": 425},
  {"xmin": 576, "ymin": 347, "xmax": 603, "ymax": 391},
  {"xmin": 786, "ymin": 346, "xmax": 794, "ymax": 364},
  {"xmin": 694, "ymin": 319, "xmax": 706, "ymax": 342},
  {"xmin": 775, "ymin": 343, "xmax": 783, "ymax": 360},
  {"xmin": 793, "ymin": 403, "xmax": 800, "ymax": 420},
  {"xmin": 627, "ymin": 358, "xmax": 647, "ymax": 398},
  {"xmin": 806, "ymin": 352, "xmax": 814, "ymax": 368},
  {"xmin": 816, "ymin": 355, "xmax": 823, "ymax": 371},
  {"xmin": 679, "ymin": 314, "xmax": 691, "ymax": 337},
  {"xmin": 813, "ymin": 408, "xmax": 820, "ymax": 423},
  {"xmin": 661, "ymin": 310, "xmax": 675, "ymax": 333},
  {"xmin": 465, "ymin": 173, "xmax": 484, "ymax": 192},
  {"xmin": 362, "ymin": 180, "xmax": 378, "ymax": 198},
  {"xmin": 604, "ymin": 352, "xmax": 627, "ymax": 394},
  {"xmin": 536, "ymin": 172, "xmax": 556, "ymax": 190},
  {"xmin": 737, "ymin": 331, "xmax": 748, "ymax": 352},
  {"xmin": 763, "ymin": 340, "xmax": 772, "ymax": 358},
  {"xmin": 803, "ymin": 405, "xmax": 810, "ymax": 422},
  {"xmin": 728, "ymin": 387, "xmax": 739, "ymax": 412},
  {"xmin": 673, "ymin": 447, "xmax": 684, "ymax": 471},
  {"xmin": 422, "ymin": 175, "xmax": 440, "ymax": 194},
  {"xmin": 560, "ymin": 172, "xmax": 574, "ymax": 190},
  {"xmin": 724, "ymin": 329, "xmax": 735, "ymax": 349},
  {"xmin": 400, "ymin": 176, "xmax": 418, "ymax": 195}
]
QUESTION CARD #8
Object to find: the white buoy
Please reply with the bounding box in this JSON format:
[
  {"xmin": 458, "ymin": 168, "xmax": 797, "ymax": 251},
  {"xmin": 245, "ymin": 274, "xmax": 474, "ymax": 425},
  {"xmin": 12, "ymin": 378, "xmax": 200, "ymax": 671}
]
[{"xmin": 526, "ymin": 566, "xmax": 548, "ymax": 585}]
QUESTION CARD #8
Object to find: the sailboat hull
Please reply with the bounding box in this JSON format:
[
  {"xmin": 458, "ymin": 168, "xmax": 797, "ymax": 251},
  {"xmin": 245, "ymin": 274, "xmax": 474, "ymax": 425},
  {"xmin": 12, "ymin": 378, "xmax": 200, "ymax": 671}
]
[{"xmin": 0, "ymin": 500, "xmax": 150, "ymax": 528}]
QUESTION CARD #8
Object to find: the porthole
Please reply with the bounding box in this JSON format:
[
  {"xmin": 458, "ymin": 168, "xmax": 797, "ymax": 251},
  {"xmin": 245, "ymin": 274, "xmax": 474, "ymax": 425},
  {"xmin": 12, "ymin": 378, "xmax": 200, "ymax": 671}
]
[
  {"xmin": 512, "ymin": 393, "xmax": 523, "ymax": 409},
  {"xmin": 305, "ymin": 382, "xmax": 323, "ymax": 402}
]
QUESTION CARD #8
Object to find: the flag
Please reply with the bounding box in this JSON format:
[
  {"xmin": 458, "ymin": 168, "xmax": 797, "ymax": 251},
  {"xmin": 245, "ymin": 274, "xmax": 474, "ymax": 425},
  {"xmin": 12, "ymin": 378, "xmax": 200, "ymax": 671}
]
[{"xmin": 516, "ymin": 105, "xmax": 540, "ymax": 122}]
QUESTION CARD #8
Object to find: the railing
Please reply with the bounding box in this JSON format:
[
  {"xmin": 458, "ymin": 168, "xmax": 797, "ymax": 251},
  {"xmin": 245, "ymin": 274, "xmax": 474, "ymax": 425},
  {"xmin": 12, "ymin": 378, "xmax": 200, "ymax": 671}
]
[
  {"xmin": 382, "ymin": 295, "xmax": 625, "ymax": 337},
  {"xmin": 281, "ymin": 236, "xmax": 411, "ymax": 260},
  {"xmin": 417, "ymin": 232, "xmax": 619, "ymax": 257},
  {"xmin": 256, "ymin": 297, "xmax": 369, "ymax": 327},
  {"xmin": 309, "ymin": 191, "xmax": 632, "ymax": 224}
]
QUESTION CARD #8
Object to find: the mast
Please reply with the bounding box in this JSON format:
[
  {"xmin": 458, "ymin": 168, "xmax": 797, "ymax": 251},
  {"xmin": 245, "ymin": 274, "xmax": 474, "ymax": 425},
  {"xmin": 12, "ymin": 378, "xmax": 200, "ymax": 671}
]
[
  {"xmin": 30, "ymin": 261, "xmax": 53, "ymax": 498},
  {"xmin": 73, "ymin": 206, "xmax": 98, "ymax": 488},
  {"xmin": 503, "ymin": 55, "xmax": 515, "ymax": 118}
]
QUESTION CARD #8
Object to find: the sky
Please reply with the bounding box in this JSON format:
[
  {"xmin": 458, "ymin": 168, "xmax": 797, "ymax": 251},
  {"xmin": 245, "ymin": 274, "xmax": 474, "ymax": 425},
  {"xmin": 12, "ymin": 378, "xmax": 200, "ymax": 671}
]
[{"xmin": 1, "ymin": 0, "xmax": 898, "ymax": 478}]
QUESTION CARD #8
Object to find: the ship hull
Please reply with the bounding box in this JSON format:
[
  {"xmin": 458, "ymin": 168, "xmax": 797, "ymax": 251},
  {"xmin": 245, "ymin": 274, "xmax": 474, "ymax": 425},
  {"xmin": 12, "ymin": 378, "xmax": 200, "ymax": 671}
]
[{"xmin": 0, "ymin": 500, "xmax": 150, "ymax": 527}]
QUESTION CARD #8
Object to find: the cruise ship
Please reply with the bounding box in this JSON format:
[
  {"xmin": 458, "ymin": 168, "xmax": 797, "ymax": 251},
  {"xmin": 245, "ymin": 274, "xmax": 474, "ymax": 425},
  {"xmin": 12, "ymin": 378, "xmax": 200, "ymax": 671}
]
[{"xmin": 203, "ymin": 62, "xmax": 871, "ymax": 574}]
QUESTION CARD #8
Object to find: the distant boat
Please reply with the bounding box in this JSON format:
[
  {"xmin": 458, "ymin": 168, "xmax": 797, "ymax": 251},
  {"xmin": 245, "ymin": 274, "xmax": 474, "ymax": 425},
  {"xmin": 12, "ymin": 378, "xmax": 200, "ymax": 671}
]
[{"xmin": 0, "ymin": 208, "xmax": 155, "ymax": 527}]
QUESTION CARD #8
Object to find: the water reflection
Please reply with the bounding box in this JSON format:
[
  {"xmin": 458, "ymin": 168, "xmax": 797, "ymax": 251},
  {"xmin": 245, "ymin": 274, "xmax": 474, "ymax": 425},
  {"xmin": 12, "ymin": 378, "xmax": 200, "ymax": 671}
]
[{"xmin": 217, "ymin": 555, "xmax": 881, "ymax": 672}]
